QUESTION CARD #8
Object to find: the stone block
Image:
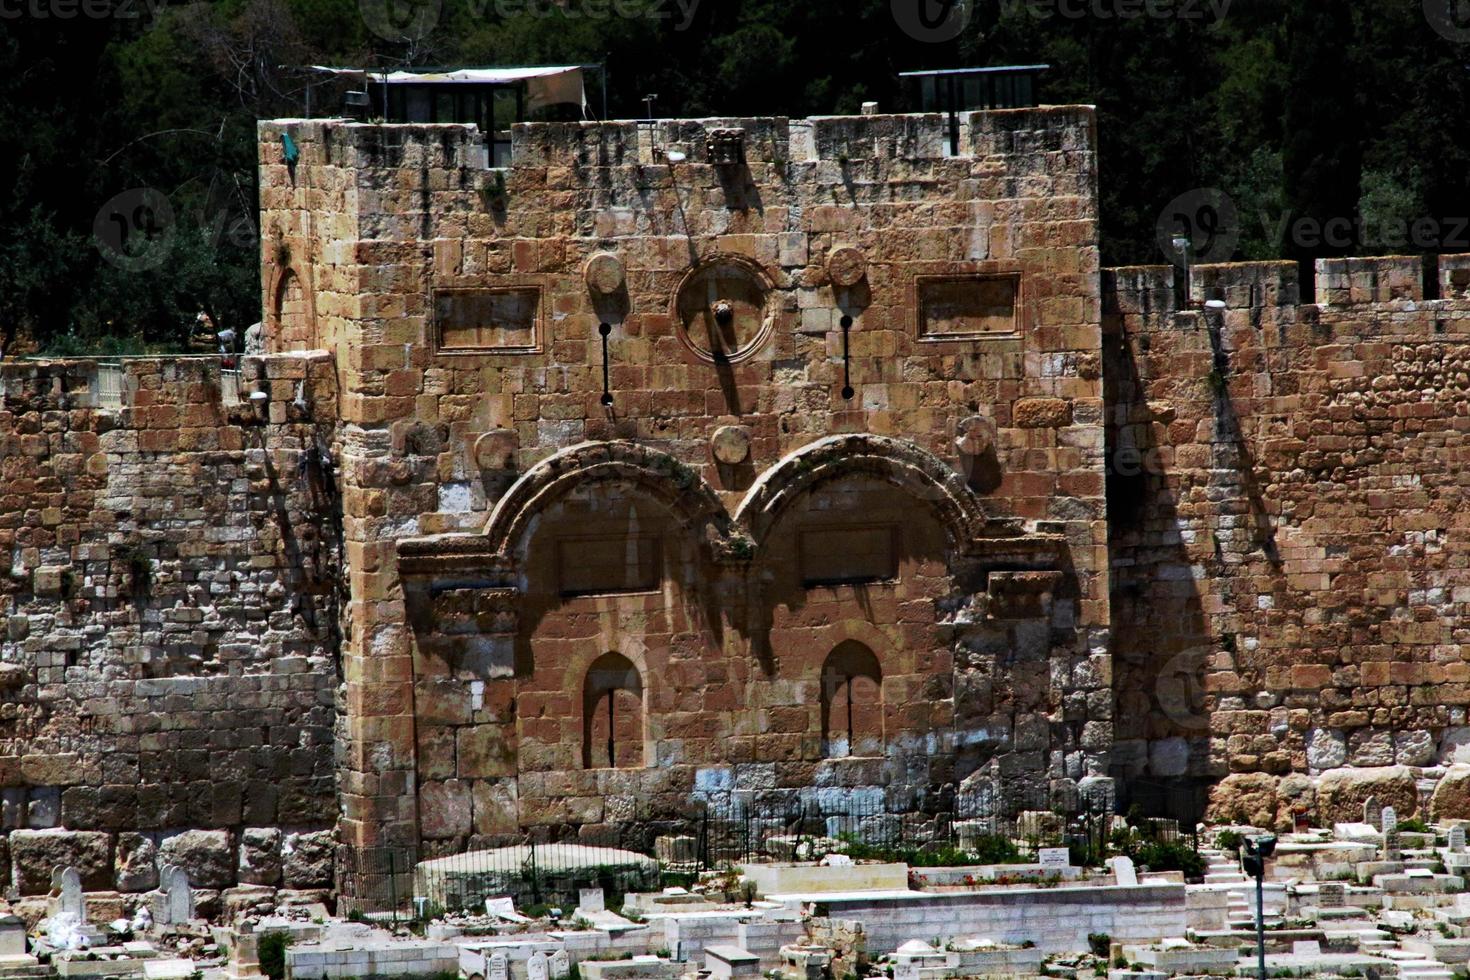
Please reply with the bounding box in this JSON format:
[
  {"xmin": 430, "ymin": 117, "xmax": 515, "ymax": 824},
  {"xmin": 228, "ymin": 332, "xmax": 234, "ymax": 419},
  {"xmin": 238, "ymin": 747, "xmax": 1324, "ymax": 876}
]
[
  {"xmin": 115, "ymin": 833, "xmax": 158, "ymax": 892},
  {"xmin": 239, "ymin": 828, "xmax": 283, "ymax": 886},
  {"xmin": 8, "ymin": 829, "xmax": 113, "ymax": 894},
  {"xmin": 281, "ymin": 830, "xmax": 335, "ymax": 889},
  {"xmin": 158, "ymin": 829, "xmax": 235, "ymax": 889}
]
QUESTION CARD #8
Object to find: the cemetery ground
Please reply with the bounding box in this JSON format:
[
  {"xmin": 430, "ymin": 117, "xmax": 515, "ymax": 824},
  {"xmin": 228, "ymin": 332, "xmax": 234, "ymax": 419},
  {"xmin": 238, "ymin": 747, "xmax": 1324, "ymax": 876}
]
[{"xmin": 7, "ymin": 805, "xmax": 1470, "ymax": 980}]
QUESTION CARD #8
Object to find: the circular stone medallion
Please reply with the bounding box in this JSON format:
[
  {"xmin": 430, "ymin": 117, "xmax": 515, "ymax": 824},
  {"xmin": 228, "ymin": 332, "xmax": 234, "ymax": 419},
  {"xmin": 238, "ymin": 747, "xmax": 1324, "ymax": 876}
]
[
  {"xmin": 827, "ymin": 246, "xmax": 868, "ymax": 287},
  {"xmin": 711, "ymin": 425, "xmax": 752, "ymax": 465},
  {"xmin": 674, "ymin": 256, "xmax": 775, "ymax": 364},
  {"xmin": 474, "ymin": 429, "xmax": 519, "ymax": 470},
  {"xmin": 584, "ymin": 252, "xmax": 626, "ymax": 295}
]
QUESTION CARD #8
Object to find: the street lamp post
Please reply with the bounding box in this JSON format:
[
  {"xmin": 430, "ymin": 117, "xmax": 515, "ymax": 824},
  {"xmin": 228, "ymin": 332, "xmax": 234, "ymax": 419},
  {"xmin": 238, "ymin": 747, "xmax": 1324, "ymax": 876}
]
[{"xmin": 1241, "ymin": 834, "xmax": 1278, "ymax": 979}]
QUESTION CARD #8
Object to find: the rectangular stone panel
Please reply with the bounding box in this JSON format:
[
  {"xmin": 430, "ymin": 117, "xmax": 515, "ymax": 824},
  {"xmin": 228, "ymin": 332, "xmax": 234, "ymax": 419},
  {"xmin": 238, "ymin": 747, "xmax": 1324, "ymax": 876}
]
[
  {"xmin": 558, "ymin": 535, "xmax": 661, "ymax": 597},
  {"xmin": 916, "ymin": 274, "xmax": 1019, "ymax": 340},
  {"xmin": 435, "ymin": 287, "xmax": 541, "ymax": 353},
  {"xmin": 800, "ymin": 525, "xmax": 897, "ymax": 586}
]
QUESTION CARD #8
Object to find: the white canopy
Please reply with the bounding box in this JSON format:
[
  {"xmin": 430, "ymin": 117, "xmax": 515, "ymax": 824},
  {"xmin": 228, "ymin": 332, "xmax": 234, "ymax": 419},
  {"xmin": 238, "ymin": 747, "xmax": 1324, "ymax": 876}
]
[{"xmin": 309, "ymin": 64, "xmax": 587, "ymax": 115}]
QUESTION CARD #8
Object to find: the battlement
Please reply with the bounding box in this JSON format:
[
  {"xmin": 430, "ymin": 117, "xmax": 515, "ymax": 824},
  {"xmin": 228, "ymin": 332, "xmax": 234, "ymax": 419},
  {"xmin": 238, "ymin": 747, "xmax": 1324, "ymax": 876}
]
[
  {"xmin": 260, "ymin": 104, "xmax": 1096, "ymax": 174},
  {"xmin": 0, "ymin": 352, "xmax": 336, "ymax": 424},
  {"xmin": 1104, "ymin": 253, "xmax": 1470, "ymax": 325}
]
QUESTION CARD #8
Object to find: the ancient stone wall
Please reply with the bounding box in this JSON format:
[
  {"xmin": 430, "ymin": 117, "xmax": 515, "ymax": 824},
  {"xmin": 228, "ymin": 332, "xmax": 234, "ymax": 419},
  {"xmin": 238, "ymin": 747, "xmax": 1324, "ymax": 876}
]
[
  {"xmin": 0, "ymin": 355, "xmax": 341, "ymax": 902},
  {"xmin": 257, "ymin": 106, "xmax": 1112, "ymax": 857},
  {"xmin": 1106, "ymin": 254, "xmax": 1470, "ymax": 824}
]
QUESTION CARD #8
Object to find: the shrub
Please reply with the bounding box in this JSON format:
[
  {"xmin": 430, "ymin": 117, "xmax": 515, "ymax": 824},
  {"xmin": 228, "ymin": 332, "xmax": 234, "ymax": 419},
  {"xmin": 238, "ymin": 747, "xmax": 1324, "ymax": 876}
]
[
  {"xmin": 258, "ymin": 932, "xmax": 292, "ymax": 980},
  {"xmin": 1133, "ymin": 839, "xmax": 1207, "ymax": 880},
  {"xmin": 1398, "ymin": 818, "xmax": 1430, "ymax": 834},
  {"xmin": 1214, "ymin": 830, "xmax": 1245, "ymax": 852},
  {"xmin": 1088, "ymin": 934, "xmax": 1111, "ymax": 958}
]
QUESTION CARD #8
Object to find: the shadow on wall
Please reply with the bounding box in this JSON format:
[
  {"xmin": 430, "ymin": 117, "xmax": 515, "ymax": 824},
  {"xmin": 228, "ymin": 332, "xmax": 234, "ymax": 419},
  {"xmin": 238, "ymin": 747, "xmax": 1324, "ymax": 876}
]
[{"xmin": 1104, "ymin": 325, "xmax": 1215, "ymax": 822}]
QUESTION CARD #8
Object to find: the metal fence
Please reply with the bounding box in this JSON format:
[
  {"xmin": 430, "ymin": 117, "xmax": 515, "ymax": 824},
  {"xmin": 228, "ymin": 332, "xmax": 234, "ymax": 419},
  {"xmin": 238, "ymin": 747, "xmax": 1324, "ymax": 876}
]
[
  {"xmin": 407, "ymin": 840, "xmax": 662, "ymax": 918},
  {"xmin": 343, "ymin": 784, "xmax": 1206, "ymax": 918}
]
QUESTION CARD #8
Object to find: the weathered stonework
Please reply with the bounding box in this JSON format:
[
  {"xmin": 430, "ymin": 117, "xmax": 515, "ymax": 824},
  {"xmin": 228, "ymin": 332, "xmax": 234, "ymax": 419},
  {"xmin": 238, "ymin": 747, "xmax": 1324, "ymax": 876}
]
[
  {"xmin": 253, "ymin": 107, "xmax": 1110, "ymax": 866},
  {"xmin": 10, "ymin": 102, "xmax": 1470, "ymax": 904},
  {"xmin": 0, "ymin": 356, "xmax": 339, "ymax": 895},
  {"xmin": 1108, "ymin": 255, "xmax": 1470, "ymax": 816}
]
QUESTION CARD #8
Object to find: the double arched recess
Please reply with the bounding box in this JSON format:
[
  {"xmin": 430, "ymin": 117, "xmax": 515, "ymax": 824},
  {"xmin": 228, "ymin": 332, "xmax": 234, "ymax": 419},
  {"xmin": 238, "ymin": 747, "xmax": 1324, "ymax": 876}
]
[
  {"xmin": 417, "ymin": 435, "xmax": 1004, "ymax": 773},
  {"xmin": 482, "ymin": 434, "xmax": 992, "ymax": 564}
]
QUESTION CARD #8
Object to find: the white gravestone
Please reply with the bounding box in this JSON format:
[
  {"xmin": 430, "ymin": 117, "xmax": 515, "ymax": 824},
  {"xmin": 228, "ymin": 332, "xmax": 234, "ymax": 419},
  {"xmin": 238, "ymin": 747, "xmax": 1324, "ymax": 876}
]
[
  {"xmin": 0, "ymin": 913, "xmax": 27, "ymax": 957},
  {"xmin": 489, "ymin": 952, "xmax": 510, "ymax": 980},
  {"xmin": 1039, "ymin": 847, "xmax": 1071, "ymax": 869},
  {"xmin": 57, "ymin": 866, "xmax": 84, "ymax": 921},
  {"xmin": 1108, "ymin": 856, "xmax": 1138, "ymax": 886},
  {"xmin": 528, "ymin": 951, "xmax": 550, "ymax": 980},
  {"xmin": 153, "ymin": 865, "xmax": 194, "ymax": 926},
  {"xmin": 550, "ymin": 950, "xmax": 571, "ymax": 980},
  {"xmin": 578, "ymin": 888, "xmax": 606, "ymax": 914},
  {"xmin": 1318, "ymin": 882, "xmax": 1346, "ymax": 908},
  {"xmin": 1450, "ymin": 825, "xmax": 1466, "ymax": 853},
  {"xmin": 1381, "ymin": 806, "xmax": 1398, "ymax": 834}
]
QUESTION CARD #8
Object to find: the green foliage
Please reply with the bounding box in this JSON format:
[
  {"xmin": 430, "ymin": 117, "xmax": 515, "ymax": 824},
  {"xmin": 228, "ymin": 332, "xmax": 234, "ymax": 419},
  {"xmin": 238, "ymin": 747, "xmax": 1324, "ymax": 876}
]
[
  {"xmin": 840, "ymin": 836, "xmax": 1022, "ymax": 867},
  {"xmin": 1397, "ymin": 818, "xmax": 1430, "ymax": 834},
  {"xmin": 1131, "ymin": 840, "xmax": 1207, "ymax": 880},
  {"xmin": 1087, "ymin": 934, "xmax": 1111, "ymax": 959},
  {"xmin": 257, "ymin": 932, "xmax": 293, "ymax": 980},
  {"xmin": 1214, "ymin": 830, "xmax": 1245, "ymax": 852}
]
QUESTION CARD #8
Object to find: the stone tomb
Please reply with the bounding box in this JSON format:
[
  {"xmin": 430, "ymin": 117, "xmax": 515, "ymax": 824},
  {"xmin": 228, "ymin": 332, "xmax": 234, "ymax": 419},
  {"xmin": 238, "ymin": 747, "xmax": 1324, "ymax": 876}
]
[
  {"xmin": 705, "ymin": 945, "xmax": 761, "ymax": 980},
  {"xmin": 891, "ymin": 938, "xmax": 1046, "ymax": 979},
  {"xmin": 0, "ymin": 911, "xmax": 38, "ymax": 969}
]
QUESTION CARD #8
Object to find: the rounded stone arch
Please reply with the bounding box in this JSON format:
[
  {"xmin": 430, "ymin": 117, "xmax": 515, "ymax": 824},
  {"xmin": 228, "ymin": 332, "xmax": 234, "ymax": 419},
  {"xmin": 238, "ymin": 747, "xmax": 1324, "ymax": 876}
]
[
  {"xmin": 483, "ymin": 441, "xmax": 736, "ymax": 561},
  {"xmin": 734, "ymin": 434, "xmax": 989, "ymax": 551}
]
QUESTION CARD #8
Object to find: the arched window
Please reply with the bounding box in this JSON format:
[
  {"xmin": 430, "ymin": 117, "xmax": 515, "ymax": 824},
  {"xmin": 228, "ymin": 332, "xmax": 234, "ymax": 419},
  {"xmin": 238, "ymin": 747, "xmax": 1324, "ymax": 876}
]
[
  {"xmin": 273, "ymin": 269, "xmax": 311, "ymax": 351},
  {"xmin": 821, "ymin": 642, "xmax": 883, "ymax": 759},
  {"xmin": 583, "ymin": 652, "xmax": 646, "ymax": 769}
]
